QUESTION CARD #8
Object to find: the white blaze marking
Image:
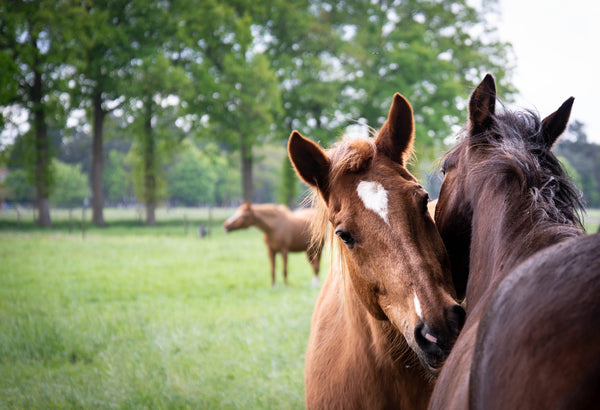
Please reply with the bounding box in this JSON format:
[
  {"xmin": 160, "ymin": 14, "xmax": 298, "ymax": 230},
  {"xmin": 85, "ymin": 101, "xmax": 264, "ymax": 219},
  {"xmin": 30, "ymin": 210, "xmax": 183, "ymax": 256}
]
[
  {"xmin": 356, "ymin": 181, "xmax": 389, "ymax": 225},
  {"xmin": 413, "ymin": 292, "xmax": 423, "ymax": 320}
]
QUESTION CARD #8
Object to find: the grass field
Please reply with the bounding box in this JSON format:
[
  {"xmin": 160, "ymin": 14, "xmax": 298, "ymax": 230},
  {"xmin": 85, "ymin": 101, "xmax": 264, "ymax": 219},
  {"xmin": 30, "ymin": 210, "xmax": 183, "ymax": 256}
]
[{"xmin": 0, "ymin": 207, "xmax": 326, "ymax": 409}]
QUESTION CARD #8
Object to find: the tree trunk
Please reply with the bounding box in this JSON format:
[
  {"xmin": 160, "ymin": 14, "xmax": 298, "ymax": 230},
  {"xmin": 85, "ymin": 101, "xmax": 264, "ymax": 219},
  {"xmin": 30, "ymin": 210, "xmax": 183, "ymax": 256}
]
[
  {"xmin": 32, "ymin": 67, "xmax": 52, "ymax": 227},
  {"xmin": 91, "ymin": 90, "xmax": 106, "ymax": 226},
  {"xmin": 240, "ymin": 135, "xmax": 253, "ymax": 202},
  {"xmin": 143, "ymin": 100, "xmax": 156, "ymax": 225},
  {"xmin": 282, "ymin": 156, "xmax": 297, "ymax": 208}
]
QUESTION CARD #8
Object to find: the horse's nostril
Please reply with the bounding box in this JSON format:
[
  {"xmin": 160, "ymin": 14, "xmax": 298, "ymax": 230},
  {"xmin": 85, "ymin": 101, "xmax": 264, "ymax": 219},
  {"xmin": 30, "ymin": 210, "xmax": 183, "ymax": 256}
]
[
  {"xmin": 415, "ymin": 321, "xmax": 443, "ymax": 355},
  {"xmin": 422, "ymin": 324, "xmax": 439, "ymax": 344}
]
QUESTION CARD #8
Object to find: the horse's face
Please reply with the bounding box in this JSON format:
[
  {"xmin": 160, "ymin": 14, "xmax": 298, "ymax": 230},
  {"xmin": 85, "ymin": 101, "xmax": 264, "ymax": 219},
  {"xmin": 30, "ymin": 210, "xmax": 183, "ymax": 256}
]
[
  {"xmin": 435, "ymin": 76, "xmax": 498, "ymax": 272},
  {"xmin": 289, "ymin": 93, "xmax": 465, "ymax": 374},
  {"xmin": 435, "ymin": 74, "xmax": 576, "ymax": 300},
  {"xmin": 435, "ymin": 140, "xmax": 473, "ymax": 300},
  {"xmin": 223, "ymin": 202, "xmax": 254, "ymax": 232}
]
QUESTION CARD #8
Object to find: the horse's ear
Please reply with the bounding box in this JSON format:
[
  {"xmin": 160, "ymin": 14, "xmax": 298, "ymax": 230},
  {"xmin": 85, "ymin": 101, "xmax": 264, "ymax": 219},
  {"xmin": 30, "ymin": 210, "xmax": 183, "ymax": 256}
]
[
  {"xmin": 541, "ymin": 97, "xmax": 574, "ymax": 148},
  {"xmin": 288, "ymin": 131, "xmax": 331, "ymax": 201},
  {"xmin": 375, "ymin": 93, "xmax": 414, "ymax": 165},
  {"xmin": 469, "ymin": 74, "xmax": 496, "ymax": 133}
]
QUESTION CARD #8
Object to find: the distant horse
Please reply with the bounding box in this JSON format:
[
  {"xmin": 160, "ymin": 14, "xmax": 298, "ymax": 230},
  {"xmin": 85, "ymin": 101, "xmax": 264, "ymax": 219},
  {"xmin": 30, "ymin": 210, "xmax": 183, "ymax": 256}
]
[
  {"xmin": 223, "ymin": 202, "xmax": 322, "ymax": 287},
  {"xmin": 429, "ymin": 74, "xmax": 600, "ymax": 409},
  {"xmin": 288, "ymin": 93, "xmax": 465, "ymax": 409}
]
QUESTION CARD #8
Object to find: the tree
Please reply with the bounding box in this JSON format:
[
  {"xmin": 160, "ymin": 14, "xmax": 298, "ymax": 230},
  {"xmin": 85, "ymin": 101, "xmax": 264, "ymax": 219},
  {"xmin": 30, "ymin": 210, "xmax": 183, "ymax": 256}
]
[
  {"xmin": 328, "ymin": 0, "xmax": 515, "ymax": 178},
  {"xmin": 210, "ymin": 53, "xmax": 282, "ymax": 201},
  {"xmin": 167, "ymin": 140, "xmax": 216, "ymax": 206},
  {"xmin": 103, "ymin": 150, "xmax": 131, "ymax": 205},
  {"xmin": 259, "ymin": 0, "xmax": 345, "ymax": 144},
  {"xmin": 67, "ymin": 0, "xmax": 184, "ymax": 226},
  {"xmin": 126, "ymin": 54, "xmax": 190, "ymax": 224},
  {"xmin": 204, "ymin": 144, "xmax": 241, "ymax": 206},
  {"xmin": 4, "ymin": 169, "xmax": 35, "ymax": 204},
  {"xmin": 277, "ymin": 156, "xmax": 299, "ymax": 207},
  {"xmin": 0, "ymin": 0, "xmax": 79, "ymax": 225},
  {"xmin": 49, "ymin": 159, "xmax": 89, "ymax": 208},
  {"xmin": 555, "ymin": 122, "xmax": 600, "ymax": 208}
]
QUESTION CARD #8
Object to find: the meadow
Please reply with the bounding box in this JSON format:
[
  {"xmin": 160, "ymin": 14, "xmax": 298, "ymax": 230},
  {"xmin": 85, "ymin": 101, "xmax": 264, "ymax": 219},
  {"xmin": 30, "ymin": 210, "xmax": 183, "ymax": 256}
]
[{"xmin": 0, "ymin": 207, "xmax": 325, "ymax": 409}]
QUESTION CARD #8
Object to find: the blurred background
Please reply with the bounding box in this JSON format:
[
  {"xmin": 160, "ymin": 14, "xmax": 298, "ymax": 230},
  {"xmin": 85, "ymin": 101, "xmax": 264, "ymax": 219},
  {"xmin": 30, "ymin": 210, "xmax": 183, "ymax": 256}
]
[
  {"xmin": 1, "ymin": 1, "xmax": 599, "ymax": 408},
  {"xmin": 1, "ymin": 0, "xmax": 598, "ymax": 228}
]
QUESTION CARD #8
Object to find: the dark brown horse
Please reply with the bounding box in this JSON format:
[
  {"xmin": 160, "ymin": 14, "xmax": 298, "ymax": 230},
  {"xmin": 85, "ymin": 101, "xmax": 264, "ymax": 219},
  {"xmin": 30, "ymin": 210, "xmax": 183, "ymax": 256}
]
[
  {"xmin": 288, "ymin": 93, "xmax": 465, "ymax": 409},
  {"xmin": 224, "ymin": 202, "xmax": 322, "ymax": 287},
  {"xmin": 430, "ymin": 74, "xmax": 600, "ymax": 409}
]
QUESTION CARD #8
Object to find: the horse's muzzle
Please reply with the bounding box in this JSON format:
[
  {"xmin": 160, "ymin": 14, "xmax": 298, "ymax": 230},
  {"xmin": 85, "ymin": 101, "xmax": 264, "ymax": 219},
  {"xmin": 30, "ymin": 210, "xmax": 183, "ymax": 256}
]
[{"xmin": 414, "ymin": 304, "xmax": 465, "ymax": 372}]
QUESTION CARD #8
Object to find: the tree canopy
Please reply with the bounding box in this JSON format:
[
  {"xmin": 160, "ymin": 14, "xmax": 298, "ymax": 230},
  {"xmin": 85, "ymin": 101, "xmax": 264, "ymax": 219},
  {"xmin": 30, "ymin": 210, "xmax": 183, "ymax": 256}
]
[{"xmin": 0, "ymin": 0, "xmax": 544, "ymax": 219}]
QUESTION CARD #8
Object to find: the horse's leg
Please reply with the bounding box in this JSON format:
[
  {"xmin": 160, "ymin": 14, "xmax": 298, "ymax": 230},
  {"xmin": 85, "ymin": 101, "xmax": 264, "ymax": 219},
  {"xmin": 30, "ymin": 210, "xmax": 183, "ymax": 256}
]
[
  {"xmin": 282, "ymin": 249, "xmax": 289, "ymax": 286},
  {"xmin": 268, "ymin": 247, "xmax": 276, "ymax": 287}
]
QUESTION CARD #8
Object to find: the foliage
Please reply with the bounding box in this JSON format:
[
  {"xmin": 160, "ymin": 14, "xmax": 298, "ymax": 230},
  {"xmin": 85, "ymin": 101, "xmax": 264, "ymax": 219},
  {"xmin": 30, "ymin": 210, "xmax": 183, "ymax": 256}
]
[
  {"xmin": 1, "ymin": 0, "xmax": 531, "ymax": 213},
  {"xmin": 103, "ymin": 150, "xmax": 132, "ymax": 204},
  {"xmin": 3, "ymin": 168, "xmax": 35, "ymax": 204},
  {"xmin": 125, "ymin": 135, "xmax": 169, "ymax": 208},
  {"xmin": 0, "ymin": 0, "xmax": 82, "ymax": 225},
  {"xmin": 555, "ymin": 122, "xmax": 600, "ymax": 208},
  {"xmin": 49, "ymin": 160, "xmax": 90, "ymax": 207},
  {"xmin": 277, "ymin": 155, "xmax": 300, "ymax": 207},
  {"xmin": 209, "ymin": 52, "xmax": 283, "ymax": 201},
  {"xmin": 205, "ymin": 144, "xmax": 242, "ymax": 206},
  {"xmin": 167, "ymin": 140, "xmax": 217, "ymax": 206},
  {"xmin": 329, "ymin": 0, "xmax": 515, "ymax": 177}
]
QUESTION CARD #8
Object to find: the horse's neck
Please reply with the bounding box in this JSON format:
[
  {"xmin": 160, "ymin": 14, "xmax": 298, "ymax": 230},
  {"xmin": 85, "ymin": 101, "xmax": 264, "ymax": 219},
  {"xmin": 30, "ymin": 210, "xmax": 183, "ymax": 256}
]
[
  {"xmin": 466, "ymin": 188, "xmax": 582, "ymax": 308},
  {"xmin": 251, "ymin": 206, "xmax": 285, "ymax": 234}
]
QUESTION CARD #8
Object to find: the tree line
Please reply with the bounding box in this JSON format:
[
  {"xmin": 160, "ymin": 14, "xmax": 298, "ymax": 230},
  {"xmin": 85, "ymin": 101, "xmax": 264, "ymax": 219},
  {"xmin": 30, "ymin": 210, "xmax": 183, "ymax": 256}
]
[{"xmin": 1, "ymin": 0, "xmax": 523, "ymax": 226}]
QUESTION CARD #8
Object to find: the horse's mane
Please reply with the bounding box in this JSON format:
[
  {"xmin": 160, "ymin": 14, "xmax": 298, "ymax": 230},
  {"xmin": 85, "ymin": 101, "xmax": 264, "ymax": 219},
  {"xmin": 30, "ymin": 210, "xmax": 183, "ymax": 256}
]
[{"xmin": 446, "ymin": 105, "xmax": 585, "ymax": 231}]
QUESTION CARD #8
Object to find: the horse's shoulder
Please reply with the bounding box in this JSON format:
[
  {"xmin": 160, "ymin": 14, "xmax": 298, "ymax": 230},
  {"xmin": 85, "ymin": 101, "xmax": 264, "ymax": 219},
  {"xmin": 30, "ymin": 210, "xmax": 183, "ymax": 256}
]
[{"xmin": 469, "ymin": 233, "xmax": 600, "ymax": 408}]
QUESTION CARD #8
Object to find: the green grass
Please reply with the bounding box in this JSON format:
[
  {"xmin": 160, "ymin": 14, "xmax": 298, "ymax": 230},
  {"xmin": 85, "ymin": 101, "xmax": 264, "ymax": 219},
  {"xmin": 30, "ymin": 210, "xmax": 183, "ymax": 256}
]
[{"xmin": 0, "ymin": 208, "xmax": 325, "ymax": 409}]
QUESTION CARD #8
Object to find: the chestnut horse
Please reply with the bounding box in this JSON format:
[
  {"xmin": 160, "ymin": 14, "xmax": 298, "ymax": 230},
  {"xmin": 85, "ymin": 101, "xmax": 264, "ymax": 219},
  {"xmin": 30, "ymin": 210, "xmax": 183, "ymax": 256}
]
[
  {"xmin": 288, "ymin": 93, "xmax": 465, "ymax": 409},
  {"xmin": 223, "ymin": 202, "xmax": 322, "ymax": 287},
  {"xmin": 430, "ymin": 74, "xmax": 600, "ymax": 409}
]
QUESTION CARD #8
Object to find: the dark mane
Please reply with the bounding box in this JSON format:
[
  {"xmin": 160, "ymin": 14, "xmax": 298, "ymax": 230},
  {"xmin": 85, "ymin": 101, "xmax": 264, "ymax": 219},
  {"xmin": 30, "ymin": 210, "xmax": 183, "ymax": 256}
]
[{"xmin": 444, "ymin": 106, "xmax": 585, "ymax": 231}]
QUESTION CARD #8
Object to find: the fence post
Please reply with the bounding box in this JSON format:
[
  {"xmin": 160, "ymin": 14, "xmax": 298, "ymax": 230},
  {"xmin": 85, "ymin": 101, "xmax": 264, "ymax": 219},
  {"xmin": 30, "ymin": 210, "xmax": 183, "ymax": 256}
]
[{"xmin": 81, "ymin": 207, "xmax": 85, "ymax": 239}]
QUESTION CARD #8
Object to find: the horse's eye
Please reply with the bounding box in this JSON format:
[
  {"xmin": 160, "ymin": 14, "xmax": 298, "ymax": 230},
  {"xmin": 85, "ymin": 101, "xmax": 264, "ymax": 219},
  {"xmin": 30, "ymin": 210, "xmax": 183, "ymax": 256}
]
[{"xmin": 335, "ymin": 229, "xmax": 355, "ymax": 247}]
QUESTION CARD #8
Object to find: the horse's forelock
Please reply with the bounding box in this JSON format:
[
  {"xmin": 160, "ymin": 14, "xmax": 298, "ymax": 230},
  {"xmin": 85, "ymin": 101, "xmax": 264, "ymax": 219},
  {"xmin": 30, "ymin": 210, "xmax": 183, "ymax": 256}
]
[
  {"xmin": 305, "ymin": 136, "xmax": 377, "ymax": 276},
  {"xmin": 329, "ymin": 136, "xmax": 376, "ymax": 185},
  {"xmin": 466, "ymin": 107, "xmax": 585, "ymax": 229}
]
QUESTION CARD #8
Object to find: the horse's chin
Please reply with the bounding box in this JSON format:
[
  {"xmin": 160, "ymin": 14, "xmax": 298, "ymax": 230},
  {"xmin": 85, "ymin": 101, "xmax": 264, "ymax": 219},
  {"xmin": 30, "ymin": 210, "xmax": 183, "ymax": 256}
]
[
  {"xmin": 405, "ymin": 335, "xmax": 446, "ymax": 376},
  {"xmin": 418, "ymin": 354, "xmax": 444, "ymax": 376}
]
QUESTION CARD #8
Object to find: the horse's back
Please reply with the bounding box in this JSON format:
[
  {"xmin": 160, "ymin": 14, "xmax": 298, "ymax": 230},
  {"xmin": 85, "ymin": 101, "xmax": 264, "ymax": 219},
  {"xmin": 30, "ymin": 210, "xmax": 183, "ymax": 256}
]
[
  {"xmin": 470, "ymin": 233, "xmax": 600, "ymax": 409},
  {"xmin": 288, "ymin": 208, "xmax": 315, "ymax": 251}
]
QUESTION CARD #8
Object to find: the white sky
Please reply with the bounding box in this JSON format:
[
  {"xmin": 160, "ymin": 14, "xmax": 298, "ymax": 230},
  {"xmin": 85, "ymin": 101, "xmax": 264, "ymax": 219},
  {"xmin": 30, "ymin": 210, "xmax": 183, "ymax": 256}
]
[{"xmin": 496, "ymin": 0, "xmax": 600, "ymax": 142}]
